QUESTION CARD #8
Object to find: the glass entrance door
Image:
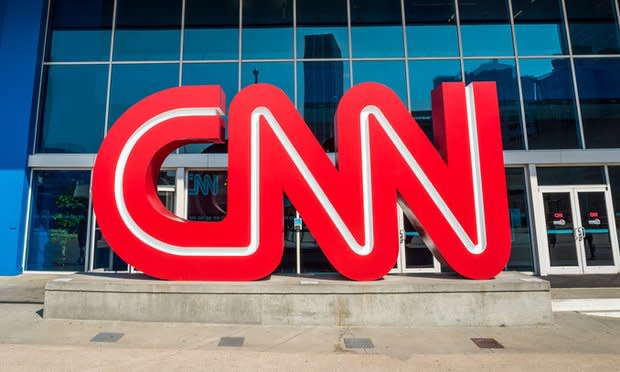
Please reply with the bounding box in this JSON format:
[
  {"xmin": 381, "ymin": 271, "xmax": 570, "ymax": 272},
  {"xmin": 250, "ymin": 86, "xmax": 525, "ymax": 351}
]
[
  {"xmin": 391, "ymin": 205, "xmax": 441, "ymax": 273},
  {"xmin": 541, "ymin": 188, "xmax": 619, "ymax": 274}
]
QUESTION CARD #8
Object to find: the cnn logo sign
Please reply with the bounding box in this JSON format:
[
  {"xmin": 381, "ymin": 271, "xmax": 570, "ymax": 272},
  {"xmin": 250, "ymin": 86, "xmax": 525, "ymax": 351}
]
[{"xmin": 92, "ymin": 82, "xmax": 511, "ymax": 281}]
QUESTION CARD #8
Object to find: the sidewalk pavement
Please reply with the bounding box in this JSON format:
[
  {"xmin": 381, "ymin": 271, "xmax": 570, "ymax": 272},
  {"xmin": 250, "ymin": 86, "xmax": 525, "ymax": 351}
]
[{"xmin": 1, "ymin": 274, "xmax": 619, "ymax": 371}]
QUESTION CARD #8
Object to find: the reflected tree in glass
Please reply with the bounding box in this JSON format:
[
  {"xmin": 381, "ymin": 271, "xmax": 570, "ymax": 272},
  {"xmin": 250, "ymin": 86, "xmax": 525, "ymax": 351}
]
[{"xmin": 26, "ymin": 171, "xmax": 91, "ymax": 271}]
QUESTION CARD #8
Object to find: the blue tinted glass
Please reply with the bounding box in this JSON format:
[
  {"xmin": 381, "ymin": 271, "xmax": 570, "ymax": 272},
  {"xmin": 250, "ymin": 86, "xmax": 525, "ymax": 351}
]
[
  {"xmin": 183, "ymin": 0, "xmax": 239, "ymax": 60},
  {"xmin": 297, "ymin": 0, "xmax": 348, "ymax": 59},
  {"xmin": 353, "ymin": 61, "xmax": 407, "ymax": 104},
  {"xmin": 26, "ymin": 171, "xmax": 91, "ymax": 271},
  {"xmin": 297, "ymin": 61, "xmax": 350, "ymax": 151},
  {"xmin": 409, "ymin": 60, "xmax": 462, "ymax": 141},
  {"xmin": 505, "ymin": 168, "xmax": 534, "ymax": 271},
  {"xmin": 350, "ymin": 0, "xmax": 404, "ymax": 57},
  {"xmin": 113, "ymin": 0, "xmax": 181, "ymax": 61},
  {"xmin": 242, "ymin": 0, "xmax": 293, "ymax": 59},
  {"xmin": 241, "ymin": 62, "xmax": 294, "ymax": 101},
  {"xmin": 404, "ymin": 0, "xmax": 458, "ymax": 57},
  {"xmin": 47, "ymin": 0, "xmax": 114, "ymax": 61},
  {"xmin": 459, "ymin": 0, "xmax": 514, "ymax": 56},
  {"xmin": 520, "ymin": 59, "xmax": 580, "ymax": 149},
  {"xmin": 38, "ymin": 65, "xmax": 107, "ymax": 153},
  {"xmin": 566, "ymin": 0, "xmax": 620, "ymax": 55},
  {"xmin": 574, "ymin": 58, "xmax": 620, "ymax": 148},
  {"xmin": 512, "ymin": 0, "xmax": 569, "ymax": 56},
  {"xmin": 108, "ymin": 64, "xmax": 179, "ymax": 126},
  {"xmin": 180, "ymin": 63, "xmax": 238, "ymax": 153},
  {"xmin": 464, "ymin": 59, "xmax": 524, "ymax": 149},
  {"xmin": 183, "ymin": 63, "xmax": 238, "ymax": 108}
]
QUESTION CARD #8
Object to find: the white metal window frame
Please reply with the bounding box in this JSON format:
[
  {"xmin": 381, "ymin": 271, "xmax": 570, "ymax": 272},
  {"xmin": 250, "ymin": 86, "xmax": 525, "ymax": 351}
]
[{"xmin": 530, "ymin": 166, "xmax": 620, "ymax": 275}]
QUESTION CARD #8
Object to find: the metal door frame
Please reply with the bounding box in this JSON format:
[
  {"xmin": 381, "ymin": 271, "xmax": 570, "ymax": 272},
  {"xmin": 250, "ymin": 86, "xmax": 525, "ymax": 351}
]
[
  {"xmin": 536, "ymin": 185, "xmax": 620, "ymax": 275},
  {"xmin": 390, "ymin": 205, "xmax": 441, "ymax": 274}
]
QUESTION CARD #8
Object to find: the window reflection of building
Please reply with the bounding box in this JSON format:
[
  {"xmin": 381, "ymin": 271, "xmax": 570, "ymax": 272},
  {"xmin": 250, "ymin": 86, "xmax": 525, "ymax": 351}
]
[
  {"xmin": 302, "ymin": 33, "xmax": 343, "ymax": 151},
  {"xmin": 465, "ymin": 59, "xmax": 523, "ymax": 149},
  {"xmin": 520, "ymin": 59, "xmax": 580, "ymax": 149}
]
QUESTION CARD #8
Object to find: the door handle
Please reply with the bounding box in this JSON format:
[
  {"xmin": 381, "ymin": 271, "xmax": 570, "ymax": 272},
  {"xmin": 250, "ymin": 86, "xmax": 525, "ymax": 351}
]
[{"xmin": 575, "ymin": 227, "xmax": 585, "ymax": 241}]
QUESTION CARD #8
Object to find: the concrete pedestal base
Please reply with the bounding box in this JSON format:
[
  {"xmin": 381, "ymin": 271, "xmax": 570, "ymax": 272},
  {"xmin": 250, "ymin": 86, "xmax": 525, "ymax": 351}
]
[{"xmin": 44, "ymin": 272, "xmax": 551, "ymax": 326}]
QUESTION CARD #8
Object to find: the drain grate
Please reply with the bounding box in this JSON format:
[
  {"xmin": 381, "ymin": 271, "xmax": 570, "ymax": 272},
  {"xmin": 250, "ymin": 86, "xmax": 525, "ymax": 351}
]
[
  {"xmin": 90, "ymin": 332, "xmax": 124, "ymax": 343},
  {"xmin": 218, "ymin": 336, "xmax": 245, "ymax": 347},
  {"xmin": 471, "ymin": 338, "xmax": 504, "ymax": 349},
  {"xmin": 344, "ymin": 337, "xmax": 374, "ymax": 349}
]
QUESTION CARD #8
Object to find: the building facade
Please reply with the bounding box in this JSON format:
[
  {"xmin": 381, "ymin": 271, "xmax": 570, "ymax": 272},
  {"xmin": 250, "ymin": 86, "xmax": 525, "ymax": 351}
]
[{"xmin": 2, "ymin": 0, "xmax": 620, "ymax": 277}]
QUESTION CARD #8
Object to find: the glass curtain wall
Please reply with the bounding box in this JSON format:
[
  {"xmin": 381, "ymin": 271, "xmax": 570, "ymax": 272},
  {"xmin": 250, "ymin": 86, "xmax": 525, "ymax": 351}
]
[
  {"xmin": 31, "ymin": 0, "xmax": 620, "ymax": 273},
  {"xmin": 36, "ymin": 0, "xmax": 620, "ymax": 156}
]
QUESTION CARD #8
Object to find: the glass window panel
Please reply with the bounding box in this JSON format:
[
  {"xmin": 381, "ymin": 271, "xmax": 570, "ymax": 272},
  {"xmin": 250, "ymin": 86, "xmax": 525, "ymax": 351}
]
[
  {"xmin": 350, "ymin": 0, "xmax": 404, "ymax": 58},
  {"xmin": 511, "ymin": 0, "xmax": 569, "ymax": 56},
  {"xmin": 459, "ymin": 0, "xmax": 514, "ymax": 56},
  {"xmin": 297, "ymin": 61, "xmax": 350, "ymax": 151},
  {"xmin": 158, "ymin": 170, "xmax": 176, "ymax": 187},
  {"xmin": 37, "ymin": 65, "xmax": 107, "ymax": 153},
  {"xmin": 297, "ymin": 0, "xmax": 348, "ymax": 59},
  {"xmin": 519, "ymin": 58, "xmax": 580, "ymax": 149},
  {"xmin": 609, "ymin": 166, "xmax": 620, "ymax": 247},
  {"xmin": 543, "ymin": 192, "xmax": 578, "ymax": 266},
  {"xmin": 277, "ymin": 197, "xmax": 299, "ymax": 273},
  {"xmin": 464, "ymin": 59, "xmax": 524, "ymax": 149},
  {"xmin": 113, "ymin": 0, "xmax": 182, "ymax": 61},
  {"xmin": 537, "ymin": 166, "xmax": 606, "ymax": 185},
  {"xmin": 505, "ymin": 168, "xmax": 534, "ymax": 271},
  {"xmin": 241, "ymin": 62, "xmax": 294, "ymax": 101},
  {"xmin": 93, "ymin": 222, "xmax": 128, "ymax": 271},
  {"xmin": 353, "ymin": 61, "xmax": 408, "ymax": 105},
  {"xmin": 409, "ymin": 59, "xmax": 462, "ymax": 142},
  {"xmin": 187, "ymin": 170, "xmax": 227, "ymax": 221},
  {"xmin": 298, "ymin": 214, "xmax": 336, "ymax": 273},
  {"xmin": 183, "ymin": 0, "xmax": 239, "ymax": 61},
  {"xmin": 404, "ymin": 0, "xmax": 458, "ymax": 57},
  {"xmin": 242, "ymin": 0, "xmax": 293, "ymax": 59},
  {"xmin": 108, "ymin": 63, "xmax": 179, "ymax": 126},
  {"xmin": 574, "ymin": 58, "xmax": 620, "ymax": 148},
  {"xmin": 180, "ymin": 63, "xmax": 238, "ymax": 153},
  {"xmin": 578, "ymin": 191, "xmax": 615, "ymax": 266},
  {"xmin": 46, "ymin": 0, "xmax": 114, "ymax": 61},
  {"xmin": 26, "ymin": 171, "xmax": 91, "ymax": 271},
  {"xmin": 565, "ymin": 0, "xmax": 620, "ymax": 55}
]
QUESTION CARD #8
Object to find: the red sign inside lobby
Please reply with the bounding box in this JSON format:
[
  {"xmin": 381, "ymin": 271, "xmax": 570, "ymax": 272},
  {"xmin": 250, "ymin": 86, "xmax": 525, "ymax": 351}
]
[{"xmin": 91, "ymin": 82, "xmax": 511, "ymax": 281}]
